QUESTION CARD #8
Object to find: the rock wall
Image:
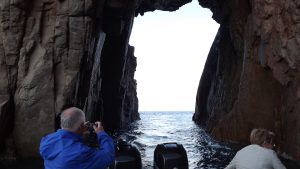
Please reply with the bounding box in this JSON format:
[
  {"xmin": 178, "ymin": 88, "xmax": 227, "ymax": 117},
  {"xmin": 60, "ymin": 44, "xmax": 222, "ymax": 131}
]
[
  {"xmin": 100, "ymin": 2, "xmax": 138, "ymax": 131},
  {"xmin": 0, "ymin": 0, "xmax": 139, "ymax": 161},
  {"xmin": 1, "ymin": 0, "xmax": 299, "ymax": 163},
  {"xmin": 0, "ymin": 0, "xmax": 191, "ymax": 162},
  {"xmin": 194, "ymin": 0, "xmax": 300, "ymax": 160}
]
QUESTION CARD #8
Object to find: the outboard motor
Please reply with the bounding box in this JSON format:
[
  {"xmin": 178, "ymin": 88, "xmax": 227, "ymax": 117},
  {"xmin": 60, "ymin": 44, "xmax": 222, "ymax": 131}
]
[
  {"xmin": 154, "ymin": 143, "xmax": 188, "ymax": 169},
  {"xmin": 110, "ymin": 139, "xmax": 142, "ymax": 169}
]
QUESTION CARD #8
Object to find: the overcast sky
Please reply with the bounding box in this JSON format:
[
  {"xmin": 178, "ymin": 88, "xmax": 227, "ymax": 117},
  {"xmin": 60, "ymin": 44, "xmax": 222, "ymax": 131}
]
[{"xmin": 129, "ymin": 0, "xmax": 219, "ymax": 111}]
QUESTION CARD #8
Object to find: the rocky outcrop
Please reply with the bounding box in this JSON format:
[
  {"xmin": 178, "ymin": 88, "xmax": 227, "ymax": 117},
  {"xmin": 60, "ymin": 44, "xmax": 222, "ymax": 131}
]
[
  {"xmin": 100, "ymin": 2, "xmax": 138, "ymax": 131},
  {"xmin": 0, "ymin": 0, "xmax": 140, "ymax": 162},
  {"xmin": 0, "ymin": 0, "xmax": 191, "ymax": 163},
  {"xmin": 136, "ymin": 0, "xmax": 192, "ymax": 15},
  {"xmin": 194, "ymin": 0, "xmax": 300, "ymax": 160},
  {"xmin": 1, "ymin": 0, "xmax": 299, "ymax": 164}
]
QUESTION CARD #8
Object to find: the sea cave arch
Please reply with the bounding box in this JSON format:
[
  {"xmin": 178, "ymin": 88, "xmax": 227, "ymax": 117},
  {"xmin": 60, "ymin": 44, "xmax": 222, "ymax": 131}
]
[{"xmin": 0, "ymin": 0, "xmax": 299, "ymax": 164}]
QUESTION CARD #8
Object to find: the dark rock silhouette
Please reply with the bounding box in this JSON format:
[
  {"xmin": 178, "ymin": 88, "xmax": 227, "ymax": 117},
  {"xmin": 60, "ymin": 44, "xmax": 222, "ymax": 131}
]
[{"xmin": 0, "ymin": 0, "xmax": 299, "ymax": 167}]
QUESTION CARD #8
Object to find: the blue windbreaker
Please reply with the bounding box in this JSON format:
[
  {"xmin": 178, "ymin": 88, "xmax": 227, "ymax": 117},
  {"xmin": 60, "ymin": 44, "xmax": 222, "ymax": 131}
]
[{"xmin": 39, "ymin": 129, "xmax": 115, "ymax": 169}]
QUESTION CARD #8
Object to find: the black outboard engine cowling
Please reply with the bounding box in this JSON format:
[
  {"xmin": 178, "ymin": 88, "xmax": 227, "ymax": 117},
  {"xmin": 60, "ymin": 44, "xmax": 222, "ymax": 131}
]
[
  {"xmin": 110, "ymin": 139, "xmax": 142, "ymax": 169},
  {"xmin": 154, "ymin": 143, "xmax": 188, "ymax": 169}
]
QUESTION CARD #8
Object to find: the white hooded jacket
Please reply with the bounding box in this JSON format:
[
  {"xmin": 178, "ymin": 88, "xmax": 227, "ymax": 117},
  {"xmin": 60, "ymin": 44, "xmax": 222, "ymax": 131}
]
[{"xmin": 225, "ymin": 144, "xmax": 286, "ymax": 169}]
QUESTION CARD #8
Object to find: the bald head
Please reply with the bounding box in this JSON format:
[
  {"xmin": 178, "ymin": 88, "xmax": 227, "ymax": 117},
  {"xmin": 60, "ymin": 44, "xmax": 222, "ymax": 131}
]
[{"xmin": 60, "ymin": 107, "xmax": 86, "ymax": 132}]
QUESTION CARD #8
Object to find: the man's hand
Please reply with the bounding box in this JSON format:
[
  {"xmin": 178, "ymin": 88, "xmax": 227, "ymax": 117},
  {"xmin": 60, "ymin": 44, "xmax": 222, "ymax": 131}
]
[{"xmin": 93, "ymin": 121, "xmax": 104, "ymax": 134}]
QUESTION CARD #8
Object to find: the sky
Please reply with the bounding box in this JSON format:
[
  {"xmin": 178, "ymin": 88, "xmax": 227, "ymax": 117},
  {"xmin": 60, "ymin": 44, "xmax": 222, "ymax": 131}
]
[{"xmin": 129, "ymin": 0, "xmax": 219, "ymax": 111}]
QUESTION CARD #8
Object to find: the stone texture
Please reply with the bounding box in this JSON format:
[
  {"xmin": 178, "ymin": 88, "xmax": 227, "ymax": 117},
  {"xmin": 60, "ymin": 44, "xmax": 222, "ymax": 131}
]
[
  {"xmin": 195, "ymin": 0, "xmax": 300, "ymax": 161},
  {"xmin": 1, "ymin": 0, "xmax": 299, "ymax": 165},
  {"xmin": 0, "ymin": 0, "xmax": 140, "ymax": 162},
  {"xmin": 136, "ymin": 0, "xmax": 192, "ymax": 15},
  {"xmin": 121, "ymin": 45, "xmax": 139, "ymax": 125},
  {"xmin": 100, "ymin": 2, "xmax": 137, "ymax": 131}
]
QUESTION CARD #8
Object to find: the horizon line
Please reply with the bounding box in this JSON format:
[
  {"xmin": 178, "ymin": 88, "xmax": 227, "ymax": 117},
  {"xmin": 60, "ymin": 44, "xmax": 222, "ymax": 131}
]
[{"xmin": 139, "ymin": 110, "xmax": 195, "ymax": 112}]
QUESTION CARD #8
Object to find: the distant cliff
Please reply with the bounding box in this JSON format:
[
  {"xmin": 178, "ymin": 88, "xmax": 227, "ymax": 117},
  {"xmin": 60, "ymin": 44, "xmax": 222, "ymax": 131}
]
[{"xmin": 194, "ymin": 0, "xmax": 300, "ymax": 161}]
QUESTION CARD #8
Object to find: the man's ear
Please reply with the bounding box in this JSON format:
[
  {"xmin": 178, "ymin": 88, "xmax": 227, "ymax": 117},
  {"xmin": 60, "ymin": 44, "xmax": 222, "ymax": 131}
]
[
  {"xmin": 75, "ymin": 122, "xmax": 85, "ymax": 135},
  {"xmin": 76, "ymin": 122, "xmax": 84, "ymax": 131}
]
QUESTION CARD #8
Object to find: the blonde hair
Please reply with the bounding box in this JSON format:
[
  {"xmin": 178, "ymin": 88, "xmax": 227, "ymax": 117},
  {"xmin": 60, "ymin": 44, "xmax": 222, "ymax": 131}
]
[{"xmin": 250, "ymin": 128, "xmax": 275, "ymax": 146}]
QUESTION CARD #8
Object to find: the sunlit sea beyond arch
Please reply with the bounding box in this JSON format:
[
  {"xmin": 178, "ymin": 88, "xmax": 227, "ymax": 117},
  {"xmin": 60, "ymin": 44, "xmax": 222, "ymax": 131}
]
[{"xmin": 115, "ymin": 111, "xmax": 237, "ymax": 169}]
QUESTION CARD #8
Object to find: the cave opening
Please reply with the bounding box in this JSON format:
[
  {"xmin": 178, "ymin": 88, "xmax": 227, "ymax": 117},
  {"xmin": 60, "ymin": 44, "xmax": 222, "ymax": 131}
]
[
  {"xmin": 130, "ymin": 0, "xmax": 219, "ymax": 112},
  {"xmin": 1, "ymin": 0, "xmax": 300, "ymax": 166},
  {"xmin": 114, "ymin": 3, "xmax": 225, "ymax": 166}
]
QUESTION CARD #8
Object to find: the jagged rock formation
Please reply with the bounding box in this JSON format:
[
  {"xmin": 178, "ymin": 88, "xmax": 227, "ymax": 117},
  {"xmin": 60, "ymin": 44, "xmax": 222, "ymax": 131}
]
[
  {"xmin": 194, "ymin": 0, "xmax": 300, "ymax": 161},
  {"xmin": 0, "ymin": 0, "xmax": 190, "ymax": 163},
  {"xmin": 0, "ymin": 0, "xmax": 194, "ymax": 163},
  {"xmin": 1, "ymin": 0, "xmax": 299, "ymax": 165},
  {"xmin": 0, "ymin": 0, "xmax": 140, "ymax": 162}
]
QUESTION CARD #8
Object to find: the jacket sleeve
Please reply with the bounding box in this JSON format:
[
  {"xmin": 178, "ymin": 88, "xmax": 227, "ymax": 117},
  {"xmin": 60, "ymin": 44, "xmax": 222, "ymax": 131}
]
[
  {"xmin": 81, "ymin": 131, "xmax": 115, "ymax": 169},
  {"xmin": 271, "ymin": 153, "xmax": 286, "ymax": 169},
  {"xmin": 89, "ymin": 131, "xmax": 115, "ymax": 168},
  {"xmin": 224, "ymin": 155, "xmax": 237, "ymax": 169}
]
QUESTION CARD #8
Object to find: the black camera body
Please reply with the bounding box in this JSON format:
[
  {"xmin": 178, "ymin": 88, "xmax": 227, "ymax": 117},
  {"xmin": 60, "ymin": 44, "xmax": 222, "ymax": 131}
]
[
  {"xmin": 84, "ymin": 122, "xmax": 99, "ymax": 148},
  {"xmin": 85, "ymin": 122, "xmax": 97, "ymax": 131}
]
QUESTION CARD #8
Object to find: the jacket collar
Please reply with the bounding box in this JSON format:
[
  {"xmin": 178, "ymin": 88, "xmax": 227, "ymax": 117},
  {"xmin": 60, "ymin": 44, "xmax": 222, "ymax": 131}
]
[{"xmin": 57, "ymin": 129, "xmax": 84, "ymax": 142}]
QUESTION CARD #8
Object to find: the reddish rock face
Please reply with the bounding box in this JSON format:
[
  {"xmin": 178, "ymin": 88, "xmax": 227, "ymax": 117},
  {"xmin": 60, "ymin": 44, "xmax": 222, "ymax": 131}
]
[
  {"xmin": 0, "ymin": 0, "xmax": 190, "ymax": 160},
  {"xmin": 0, "ymin": 0, "xmax": 299, "ymax": 163},
  {"xmin": 195, "ymin": 0, "xmax": 300, "ymax": 160},
  {"xmin": 0, "ymin": 0, "xmax": 139, "ymax": 159}
]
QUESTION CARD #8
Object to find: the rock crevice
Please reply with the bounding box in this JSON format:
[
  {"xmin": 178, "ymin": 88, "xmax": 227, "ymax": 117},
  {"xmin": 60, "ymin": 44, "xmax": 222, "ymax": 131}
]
[
  {"xmin": 0, "ymin": 0, "xmax": 140, "ymax": 160},
  {"xmin": 0, "ymin": 0, "xmax": 299, "ymax": 163}
]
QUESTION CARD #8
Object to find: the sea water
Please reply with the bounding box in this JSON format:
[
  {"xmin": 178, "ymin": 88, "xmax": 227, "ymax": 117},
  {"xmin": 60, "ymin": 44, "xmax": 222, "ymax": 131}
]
[{"xmin": 115, "ymin": 111, "xmax": 237, "ymax": 169}]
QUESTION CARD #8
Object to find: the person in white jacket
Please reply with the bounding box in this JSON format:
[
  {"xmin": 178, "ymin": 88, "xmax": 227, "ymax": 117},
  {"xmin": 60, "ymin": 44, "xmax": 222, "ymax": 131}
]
[{"xmin": 225, "ymin": 128, "xmax": 286, "ymax": 169}]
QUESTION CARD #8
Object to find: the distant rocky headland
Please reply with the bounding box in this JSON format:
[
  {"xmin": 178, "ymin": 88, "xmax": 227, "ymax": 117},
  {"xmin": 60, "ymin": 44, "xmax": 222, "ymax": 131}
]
[{"xmin": 0, "ymin": 0, "xmax": 299, "ymax": 166}]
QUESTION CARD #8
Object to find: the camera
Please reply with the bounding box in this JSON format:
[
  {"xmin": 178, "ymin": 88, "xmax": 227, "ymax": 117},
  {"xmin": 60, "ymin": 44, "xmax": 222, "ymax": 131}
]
[
  {"xmin": 84, "ymin": 122, "xmax": 99, "ymax": 148},
  {"xmin": 85, "ymin": 122, "xmax": 97, "ymax": 132}
]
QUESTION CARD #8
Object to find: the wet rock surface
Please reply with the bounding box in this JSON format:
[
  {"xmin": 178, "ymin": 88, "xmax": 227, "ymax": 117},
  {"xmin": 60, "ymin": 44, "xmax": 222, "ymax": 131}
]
[
  {"xmin": 0, "ymin": 0, "xmax": 139, "ymax": 161},
  {"xmin": 0, "ymin": 0, "xmax": 299, "ymax": 166},
  {"xmin": 195, "ymin": 0, "xmax": 300, "ymax": 161}
]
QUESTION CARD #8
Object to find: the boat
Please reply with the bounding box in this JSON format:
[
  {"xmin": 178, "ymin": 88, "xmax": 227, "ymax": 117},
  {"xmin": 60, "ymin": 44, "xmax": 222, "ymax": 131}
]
[
  {"xmin": 111, "ymin": 141, "xmax": 188, "ymax": 169},
  {"xmin": 154, "ymin": 142, "xmax": 188, "ymax": 169},
  {"xmin": 110, "ymin": 139, "xmax": 142, "ymax": 169}
]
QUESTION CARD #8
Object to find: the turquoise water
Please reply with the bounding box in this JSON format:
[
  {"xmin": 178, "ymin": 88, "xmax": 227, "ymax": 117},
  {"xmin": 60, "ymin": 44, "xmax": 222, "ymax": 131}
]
[{"xmin": 115, "ymin": 111, "xmax": 236, "ymax": 169}]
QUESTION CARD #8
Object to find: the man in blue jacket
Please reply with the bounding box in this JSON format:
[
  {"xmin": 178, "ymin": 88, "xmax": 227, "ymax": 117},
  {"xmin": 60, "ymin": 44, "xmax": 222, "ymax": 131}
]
[{"xmin": 40, "ymin": 107, "xmax": 115, "ymax": 169}]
